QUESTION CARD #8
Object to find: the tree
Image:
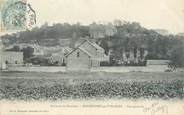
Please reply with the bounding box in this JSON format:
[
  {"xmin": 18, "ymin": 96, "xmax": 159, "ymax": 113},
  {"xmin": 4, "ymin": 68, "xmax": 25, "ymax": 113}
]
[
  {"xmin": 99, "ymin": 39, "xmax": 109, "ymax": 55},
  {"xmin": 22, "ymin": 47, "xmax": 34, "ymax": 61},
  {"xmin": 169, "ymin": 45, "xmax": 184, "ymax": 68}
]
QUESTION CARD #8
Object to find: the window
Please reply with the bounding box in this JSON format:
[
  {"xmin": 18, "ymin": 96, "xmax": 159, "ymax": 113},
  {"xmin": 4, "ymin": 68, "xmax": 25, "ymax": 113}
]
[{"xmin": 77, "ymin": 52, "xmax": 80, "ymax": 57}]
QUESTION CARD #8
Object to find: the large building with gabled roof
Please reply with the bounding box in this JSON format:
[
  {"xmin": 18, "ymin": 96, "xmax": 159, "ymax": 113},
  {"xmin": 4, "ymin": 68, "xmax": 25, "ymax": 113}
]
[{"xmin": 66, "ymin": 39, "xmax": 109, "ymax": 71}]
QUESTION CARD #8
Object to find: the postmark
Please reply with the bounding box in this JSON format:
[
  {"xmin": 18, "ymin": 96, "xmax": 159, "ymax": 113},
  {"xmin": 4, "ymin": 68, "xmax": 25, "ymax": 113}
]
[{"xmin": 0, "ymin": 0, "xmax": 36, "ymax": 31}]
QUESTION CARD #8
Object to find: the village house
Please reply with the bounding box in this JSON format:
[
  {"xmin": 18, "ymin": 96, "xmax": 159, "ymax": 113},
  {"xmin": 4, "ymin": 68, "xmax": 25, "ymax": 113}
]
[
  {"xmin": 28, "ymin": 44, "xmax": 73, "ymax": 66},
  {"xmin": 32, "ymin": 46, "xmax": 45, "ymax": 56},
  {"xmin": 89, "ymin": 23, "xmax": 117, "ymax": 39},
  {"xmin": 49, "ymin": 47, "xmax": 72, "ymax": 65},
  {"xmin": 1, "ymin": 51, "xmax": 23, "ymax": 66},
  {"xmin": 9, "ymin": 42, "xmax": 74, "ymax": 66},
  {"xmin": 66, "ymin": 39, "xmax": 109, "ymax": 71},
  {"xmin": 50, "ymin": 51, "xmax": 65, "ymax": 65},
  {"xmin": 0, "ymin": 40, "xmax": 23, "ymax": 69}
]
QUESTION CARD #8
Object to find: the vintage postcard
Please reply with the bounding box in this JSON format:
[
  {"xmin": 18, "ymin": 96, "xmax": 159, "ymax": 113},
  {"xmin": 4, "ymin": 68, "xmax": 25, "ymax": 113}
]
[{"xmin": 0, "ymin": 0, "xmax": 184, "ymax": 115}]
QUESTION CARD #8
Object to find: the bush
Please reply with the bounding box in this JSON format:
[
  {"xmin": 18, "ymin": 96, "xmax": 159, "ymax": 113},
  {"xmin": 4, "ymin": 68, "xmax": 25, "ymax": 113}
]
[{"xmin": 169, "ymin": 45, "xmax": 184, "ymax": 69}]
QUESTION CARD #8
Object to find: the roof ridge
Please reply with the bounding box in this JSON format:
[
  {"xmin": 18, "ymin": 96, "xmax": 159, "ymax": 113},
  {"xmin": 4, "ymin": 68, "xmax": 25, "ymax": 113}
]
[
  {"xmin": 87, "ymin": 40, "xmax": 104, "ymax": 50},
  {"xmin": 65, "ymin": 40, "xmax": 88, "ymax": 57}
]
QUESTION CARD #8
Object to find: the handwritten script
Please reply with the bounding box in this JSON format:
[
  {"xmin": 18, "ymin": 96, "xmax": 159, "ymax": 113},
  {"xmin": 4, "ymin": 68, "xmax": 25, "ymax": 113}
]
[{"xmin": 143, "ymin": 102, "xmax": 168, "ymax": 115}]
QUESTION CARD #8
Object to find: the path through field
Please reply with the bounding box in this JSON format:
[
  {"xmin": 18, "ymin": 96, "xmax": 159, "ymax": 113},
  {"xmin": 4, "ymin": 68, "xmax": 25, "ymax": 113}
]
[{"xmin": 0, "ymin": 71, "xmax": 184, "ymax": 82}]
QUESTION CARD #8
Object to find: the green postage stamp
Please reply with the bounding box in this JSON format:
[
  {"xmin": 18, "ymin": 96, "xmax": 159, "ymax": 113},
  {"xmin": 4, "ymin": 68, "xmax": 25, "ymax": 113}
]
[{"xmin": 0, "ymin": 0, "xmax": 36, "ymax": 31}]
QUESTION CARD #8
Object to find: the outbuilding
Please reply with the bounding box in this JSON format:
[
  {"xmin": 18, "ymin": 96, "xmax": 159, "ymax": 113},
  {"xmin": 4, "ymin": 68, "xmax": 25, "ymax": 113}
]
[
  {"xmin": 66, "ymin": 40, "xmax": 109, "ymax": 71},
  {"xmin": 0, "ymin": 51, "xmax": 23, "ymax": 69}
]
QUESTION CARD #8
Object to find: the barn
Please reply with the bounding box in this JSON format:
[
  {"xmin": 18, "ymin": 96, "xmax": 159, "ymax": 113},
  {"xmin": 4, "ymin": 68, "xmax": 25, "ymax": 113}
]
[{"xmin": 66, "ymin": 40, "xmax": 109, "ymax": 71}]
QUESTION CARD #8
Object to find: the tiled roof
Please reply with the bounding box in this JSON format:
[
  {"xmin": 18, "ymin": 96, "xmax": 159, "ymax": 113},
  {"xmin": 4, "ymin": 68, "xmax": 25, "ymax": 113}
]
[
  {"xmin": 66, "ymin": 39, "xmax": 104, "ymax": 57},
  {"xmin": 65, "ymin": 46, "xmax": 92, "ymax": 57},
  {"xmin": 78, "ymin": 47, "xmax": 94, "ymax": 57},
  {"xmin": 87, "ymin": 41, "xmax": 104, "ymax": 50}
]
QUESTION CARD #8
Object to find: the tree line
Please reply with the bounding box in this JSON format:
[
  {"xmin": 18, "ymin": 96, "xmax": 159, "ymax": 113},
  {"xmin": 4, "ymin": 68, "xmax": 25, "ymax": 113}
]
[{"xmin": 1, "ymin": 21, "xmax": 184, "ymax": 68}]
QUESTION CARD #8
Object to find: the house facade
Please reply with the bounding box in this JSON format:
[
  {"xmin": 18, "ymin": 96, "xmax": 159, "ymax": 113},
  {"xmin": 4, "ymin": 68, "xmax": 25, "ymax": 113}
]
[
  {"xmin": 0, "ymin": 51, "xmax": 23, "ymax": 69},
  {"xmin": 89, "ymin": 23, "xmax": 117, "ymax": 39},
  {"xmin": 66, "ymin": 47, "xmax": 91, "ymax": 71},
  {"xmin": 66, "ymin": 40, "xmax": 109, "ymax": 71},
  {"xmin": 0, "ymin": 39, "xmax": 24, "ymax": 69},
  {"xmin": 49, "ymin": 47, "xmax": 72, "ymax": 65},
  {"xmin": 1, "ymin": 51, "xmax": 23, "ymax": 66}
]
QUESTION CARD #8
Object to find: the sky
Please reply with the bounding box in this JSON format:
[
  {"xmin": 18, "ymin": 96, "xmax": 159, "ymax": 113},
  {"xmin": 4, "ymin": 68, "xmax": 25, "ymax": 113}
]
[
  {"xmin": 0, "ymin": 0, "xmax": 184, "ymax": 36},
  {"xmin": 28, "ymin": 0, "xmax": 184, "ymax": 34}
]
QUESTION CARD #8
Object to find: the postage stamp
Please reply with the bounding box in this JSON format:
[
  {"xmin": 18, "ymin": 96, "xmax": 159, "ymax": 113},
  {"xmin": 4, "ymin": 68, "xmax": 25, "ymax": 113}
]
[{"xmin": 0, "ymin": 0, "xmax": 36, "ymax": 31}]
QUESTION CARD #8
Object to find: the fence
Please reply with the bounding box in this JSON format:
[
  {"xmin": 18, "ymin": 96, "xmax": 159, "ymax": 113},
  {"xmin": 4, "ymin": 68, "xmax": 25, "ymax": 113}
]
[{"xmin": 5, "ymin": 65, "xmax": 174, "ymax": 73}]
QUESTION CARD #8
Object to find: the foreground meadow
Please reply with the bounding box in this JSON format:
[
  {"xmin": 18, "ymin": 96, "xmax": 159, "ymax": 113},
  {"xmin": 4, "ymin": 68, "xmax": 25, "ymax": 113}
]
[{"xmin": 0, "ymin": 72, "xmax": 184, "ymax": 101}]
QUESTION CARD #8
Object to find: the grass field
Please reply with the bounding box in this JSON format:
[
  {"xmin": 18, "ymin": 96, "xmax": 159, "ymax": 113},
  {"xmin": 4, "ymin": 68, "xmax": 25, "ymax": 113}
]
[{"xmin": 0, "ymin": 71, "xmax": 184, "ymax": 101}]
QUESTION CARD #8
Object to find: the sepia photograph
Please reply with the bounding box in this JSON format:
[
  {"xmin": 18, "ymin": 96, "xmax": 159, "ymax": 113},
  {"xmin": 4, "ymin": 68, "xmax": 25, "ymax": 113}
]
[{"xmin": 0, "ymin": 0, "xmax": 184, "ymax": 115}]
